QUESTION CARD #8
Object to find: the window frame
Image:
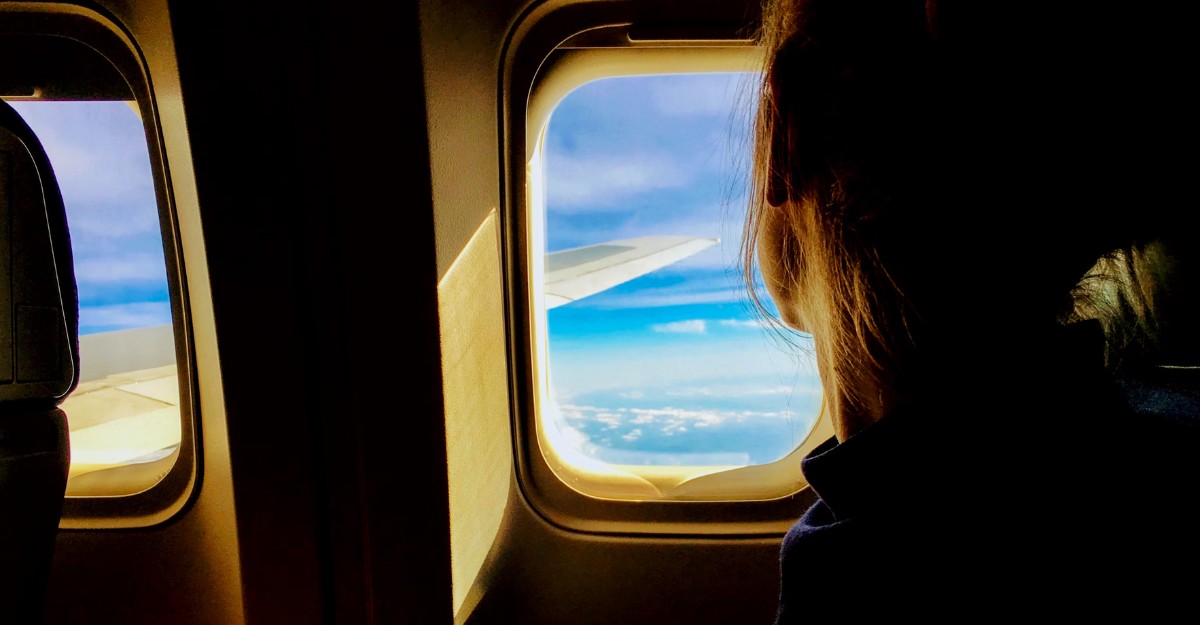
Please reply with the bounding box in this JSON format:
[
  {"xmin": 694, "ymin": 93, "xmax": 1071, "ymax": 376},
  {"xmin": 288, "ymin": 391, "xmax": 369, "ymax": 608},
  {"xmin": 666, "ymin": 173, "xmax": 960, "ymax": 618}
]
[
  {"xmin": 1, "ymin": 3, "xmax": 199, "ymax": 528},
  {"xmin": 503, "ymin": 11, "xmax": 830, "ymax": 536}
]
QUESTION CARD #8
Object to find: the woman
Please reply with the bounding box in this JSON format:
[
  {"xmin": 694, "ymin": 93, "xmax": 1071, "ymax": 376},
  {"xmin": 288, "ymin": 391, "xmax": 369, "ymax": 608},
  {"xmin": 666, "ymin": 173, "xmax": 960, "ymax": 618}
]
[{"xmin": 743, "ymin": 0, "xmax": 1200, "ymax": 618}]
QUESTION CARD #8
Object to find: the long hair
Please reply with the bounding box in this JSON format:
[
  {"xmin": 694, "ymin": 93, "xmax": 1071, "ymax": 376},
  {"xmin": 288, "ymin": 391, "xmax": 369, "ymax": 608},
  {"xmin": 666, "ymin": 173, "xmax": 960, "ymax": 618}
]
[
  {"xmin": 742, "ymin": 0, "xmax": 1168, "ymax": 419},
  {"xmin": 743, "ymin": 0, "xmax": 941, "ymax": 418}
]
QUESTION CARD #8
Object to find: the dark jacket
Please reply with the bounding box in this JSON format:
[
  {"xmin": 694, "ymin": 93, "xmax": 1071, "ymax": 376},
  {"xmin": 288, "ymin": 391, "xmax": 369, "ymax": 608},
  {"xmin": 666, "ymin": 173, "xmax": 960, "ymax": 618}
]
[{"xmin": 775, "ymin": 323, "xmax": 1200, "ymax": 621}]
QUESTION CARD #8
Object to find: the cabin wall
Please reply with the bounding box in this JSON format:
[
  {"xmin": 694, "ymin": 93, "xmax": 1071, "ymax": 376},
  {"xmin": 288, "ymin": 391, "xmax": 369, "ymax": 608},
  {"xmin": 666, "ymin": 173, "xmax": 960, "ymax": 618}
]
[
  {"xmin": 48, "ymin": 0, "xmax": 453, "ymax": 622},
  {"xmin": 419, "ymin": 0, "xmax": 522, "ymax": 618},
  {"xmin": 421, "ymin": 1, "xmax": 786, "ymax": 623},
  {"xmin": 162, "ymin": 0, "xmax": 453, "ymax": 622}
]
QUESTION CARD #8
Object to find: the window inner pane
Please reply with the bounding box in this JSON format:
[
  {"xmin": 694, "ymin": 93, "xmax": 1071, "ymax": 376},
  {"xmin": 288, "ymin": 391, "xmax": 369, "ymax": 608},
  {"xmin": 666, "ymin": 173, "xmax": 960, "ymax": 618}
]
[
  {"xmin": 542, "ymin": 73, "xmax": 821, "ymax": 468},
  {"xmin": 9, "ymin": 100, "xmax": 179, "ymax": 496}
]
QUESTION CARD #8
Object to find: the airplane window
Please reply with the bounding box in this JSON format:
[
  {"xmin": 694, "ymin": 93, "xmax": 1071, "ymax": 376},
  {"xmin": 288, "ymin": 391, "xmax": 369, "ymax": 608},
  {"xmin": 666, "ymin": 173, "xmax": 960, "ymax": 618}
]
[
  {"xmin": 7, "ymin": 100, "xmax": 180, "ymax": 497},
  {"xmin": 533, "ymin": 72, "xmax": 822, "ymax": 495}
]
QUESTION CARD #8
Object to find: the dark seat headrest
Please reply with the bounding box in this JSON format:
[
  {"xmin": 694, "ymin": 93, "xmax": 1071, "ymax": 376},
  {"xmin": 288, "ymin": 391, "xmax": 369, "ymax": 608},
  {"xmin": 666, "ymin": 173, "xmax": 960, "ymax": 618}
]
[{"xmin": 0, "ymin": 98, "xmax": 79, "ymax": 408}]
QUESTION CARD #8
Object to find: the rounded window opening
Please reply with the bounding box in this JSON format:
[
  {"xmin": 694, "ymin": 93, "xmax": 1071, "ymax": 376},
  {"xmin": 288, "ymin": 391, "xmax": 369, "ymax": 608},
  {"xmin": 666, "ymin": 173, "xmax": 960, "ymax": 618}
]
[{"xmin": 528, "ymin": 65, "xmax": 825, "ymax": 501}]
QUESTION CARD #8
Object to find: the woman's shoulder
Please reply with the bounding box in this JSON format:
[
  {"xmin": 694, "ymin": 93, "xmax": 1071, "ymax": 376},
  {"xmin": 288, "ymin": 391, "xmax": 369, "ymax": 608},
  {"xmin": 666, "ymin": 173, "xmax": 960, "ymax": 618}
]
[{"xmin": 779, "ymin": 364, "xmax": 1200, "ymax": 595}]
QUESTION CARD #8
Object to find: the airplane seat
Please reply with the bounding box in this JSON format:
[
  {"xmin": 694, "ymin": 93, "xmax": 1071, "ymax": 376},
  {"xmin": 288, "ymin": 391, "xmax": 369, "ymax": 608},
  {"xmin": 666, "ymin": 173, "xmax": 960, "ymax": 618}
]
[
  {"xmin": 0, "ymin": 98, "xmax": 80, "ymax": 623},
  {"xmin": 1076, "ymin": 233, "xmax": 1200, "ymax": 430}
]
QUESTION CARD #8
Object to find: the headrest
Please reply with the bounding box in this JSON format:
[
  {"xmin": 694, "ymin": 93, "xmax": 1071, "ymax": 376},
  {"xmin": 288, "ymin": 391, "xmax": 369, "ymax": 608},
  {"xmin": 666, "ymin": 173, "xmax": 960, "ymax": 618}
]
[{"xmin": 0, "ymin": 98, "xmax": 79, "ymax": 407}]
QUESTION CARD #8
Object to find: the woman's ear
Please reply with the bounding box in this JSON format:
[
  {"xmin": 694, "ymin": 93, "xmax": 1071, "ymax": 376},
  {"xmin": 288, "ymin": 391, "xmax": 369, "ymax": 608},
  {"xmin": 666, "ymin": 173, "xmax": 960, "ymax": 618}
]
[{"xmin": 757, "ymin": 204, "xmax": 808, "ymax": 333}]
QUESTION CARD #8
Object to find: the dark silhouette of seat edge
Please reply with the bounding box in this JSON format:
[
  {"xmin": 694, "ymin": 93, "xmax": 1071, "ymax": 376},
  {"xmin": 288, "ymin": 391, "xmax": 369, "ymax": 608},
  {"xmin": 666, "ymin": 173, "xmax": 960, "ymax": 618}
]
[{"xmin": 0, "ymin": 96, "xmax": 79, "ymax": 624}]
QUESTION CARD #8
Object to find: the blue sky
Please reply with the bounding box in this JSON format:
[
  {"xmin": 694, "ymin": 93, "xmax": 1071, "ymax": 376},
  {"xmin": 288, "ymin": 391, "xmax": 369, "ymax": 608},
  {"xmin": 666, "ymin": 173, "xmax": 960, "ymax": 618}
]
[
  {"xmin": 542, "ymin": 73, "xmax": 822, "ymax": 466},
  {"xmin": 10, "ymin": 100, "xmax": 171, "ymax": 336}
]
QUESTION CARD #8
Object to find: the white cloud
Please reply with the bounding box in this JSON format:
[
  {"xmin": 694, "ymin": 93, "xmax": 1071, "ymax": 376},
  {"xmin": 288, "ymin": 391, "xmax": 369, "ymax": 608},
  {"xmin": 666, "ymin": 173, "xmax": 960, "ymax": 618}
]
[
  {"xmin": 664, "ymin": 384, "xmax": 816, "ymax": 399},
  {"xmin": 660, "ymin": 418, "xmax": 689, "ymax": 435},
  {"xmin": 546, "ymin": 152, "xmax": 688, "ymax": 211},
  {"xmin": 67, "ymin": 208, "xmax": 161, "ymax": 239},
  {"xmin": 722, "ymin": 385, "xmax": 820, "ymax": 399},
  {"xmin": 750, "ymin": 385, "xmax": 811, "ymax": 396},
  {"xmin": 11, "ymin": 102, "xmax": 162, "ymax": 240},
  {"xmin": 651, "ymin": 319, "xmax": 707, "ymax": 334},
  {"xmin": 35, "ymin": 132, "xmax": 150, "ymax": 199},
  {"xmin": 556, "ymin": 404, "xmax": 588, "ymax": 419},
  {"xmin": 649, "ymin": 73, "xmax": 759, "ymax": 118},
  {"xmin": 548, "ymin": 334, "xmax": 821, "ymax": 400},
  {"xmin": 551, "ymin": 404, "xmax": 819, "ymax": 448},
  {"xmin": 74, "ymin": 253, "xmax": 168, "ymax": 283},
  {"xmin": 662, "ymin": 383, "xmax": 820, "ymax": 405},
  {"xmin": 619, "ymin": 390, "xmax": 645, "ymax": 399},
  {"xmin": 629, "ymin": 406, "xmax": 728, "ymax": 426},
  {"xmin": 593, "ymin": 287, "xmax": 743, "ymax": 309},
  {"xmin": 80, "ymin": 301, "xmax": 172, "ymax": 331},
  {"xmin": 595, "ymin": 413, "xmax": 622, "ymax": 429},
  {"xmin": 666, "ymin": 387, "xmax": 714, "ymax": 397},
  {"xmin": 623, "ymin": 405, "xmax": 813, "ymax": 425},
  {"xmin": 719, "ymin": 318, "xmax": 773, "ymax": 330}
]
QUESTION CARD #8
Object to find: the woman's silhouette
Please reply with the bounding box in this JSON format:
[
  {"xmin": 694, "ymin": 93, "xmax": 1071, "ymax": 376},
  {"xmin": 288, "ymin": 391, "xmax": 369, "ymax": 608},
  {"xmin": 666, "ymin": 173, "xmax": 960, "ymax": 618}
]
[{"xmin": 742, "ymin": 0, "xmax": 1200, "ymax": 619}]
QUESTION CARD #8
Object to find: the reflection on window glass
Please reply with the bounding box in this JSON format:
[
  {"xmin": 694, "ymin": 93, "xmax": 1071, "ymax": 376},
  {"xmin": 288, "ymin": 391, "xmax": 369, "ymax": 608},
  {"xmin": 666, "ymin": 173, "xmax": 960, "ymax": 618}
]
[
  {"xmin": 542, "ymin": 73, "xmax": 821, "ymax": 467},
  {"xmin": 9, "ymin": 100, "xmax": 179, "ymax": 496}
]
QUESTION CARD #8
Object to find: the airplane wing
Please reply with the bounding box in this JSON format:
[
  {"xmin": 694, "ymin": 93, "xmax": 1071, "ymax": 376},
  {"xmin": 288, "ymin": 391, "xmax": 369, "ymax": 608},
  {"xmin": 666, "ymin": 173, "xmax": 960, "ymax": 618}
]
[
  {"xmin": 545, "ymin": 235, "xmax": 719, "ymax": 309},
  {"xmin": 59, "ymin": 236, "xmax": 718, "ymax": 494},
  {"xmin": 63, "ymin": 327, "xmax": 181, "ymax": 495}
]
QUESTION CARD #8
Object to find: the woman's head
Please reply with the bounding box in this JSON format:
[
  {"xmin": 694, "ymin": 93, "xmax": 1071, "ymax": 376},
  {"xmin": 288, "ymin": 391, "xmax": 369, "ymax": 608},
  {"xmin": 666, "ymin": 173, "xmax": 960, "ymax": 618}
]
[{"xmin": 743, "ymin": 0, "xmax": 1172, "ymax": 436}]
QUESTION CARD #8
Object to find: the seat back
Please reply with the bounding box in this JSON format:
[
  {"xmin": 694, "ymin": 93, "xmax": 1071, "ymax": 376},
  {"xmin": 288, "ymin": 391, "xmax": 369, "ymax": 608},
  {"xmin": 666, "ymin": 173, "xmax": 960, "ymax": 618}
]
[{"xmin": 0, "ymin": 97, "xmax": 79, "ymax": 623}]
